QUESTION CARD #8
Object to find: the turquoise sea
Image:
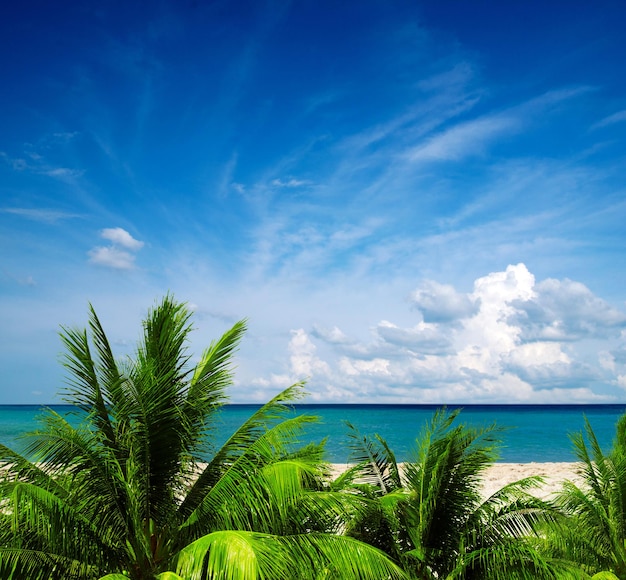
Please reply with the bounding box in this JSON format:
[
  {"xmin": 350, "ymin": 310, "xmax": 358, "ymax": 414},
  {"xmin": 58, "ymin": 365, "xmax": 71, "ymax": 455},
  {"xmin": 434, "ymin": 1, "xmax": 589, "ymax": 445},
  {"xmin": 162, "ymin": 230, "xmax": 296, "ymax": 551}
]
[{"xmin": 1, "ymin": 404, "xmax": 624, "ymax": 463}]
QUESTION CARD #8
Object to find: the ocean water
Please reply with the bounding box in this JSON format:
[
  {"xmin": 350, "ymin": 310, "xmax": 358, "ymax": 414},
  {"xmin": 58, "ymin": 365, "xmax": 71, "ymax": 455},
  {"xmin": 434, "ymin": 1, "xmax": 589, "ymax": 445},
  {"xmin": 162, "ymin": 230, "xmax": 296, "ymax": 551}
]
[{"xmin": 0, "ymin": 404, "xmax": 624, "ymax": 463}]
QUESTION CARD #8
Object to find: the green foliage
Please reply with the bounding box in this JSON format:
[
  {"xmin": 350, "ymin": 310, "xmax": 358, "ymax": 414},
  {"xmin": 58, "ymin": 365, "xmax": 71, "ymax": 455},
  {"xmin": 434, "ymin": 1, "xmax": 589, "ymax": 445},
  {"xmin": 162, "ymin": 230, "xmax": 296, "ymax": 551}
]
[
  {"xmin": 546, "ymin": 414, "xmax": 626, "ymax": 579},
  {"xmin": 338, "ymin": 409, "xmax": 570, "ymax": 580},
  {"xmin": 9, "ymin": 293, "xmax": 621, "ymax": 579},
  {"xmin": 0, "ymin": 296, "xmax": 403, "ymax": 580}
]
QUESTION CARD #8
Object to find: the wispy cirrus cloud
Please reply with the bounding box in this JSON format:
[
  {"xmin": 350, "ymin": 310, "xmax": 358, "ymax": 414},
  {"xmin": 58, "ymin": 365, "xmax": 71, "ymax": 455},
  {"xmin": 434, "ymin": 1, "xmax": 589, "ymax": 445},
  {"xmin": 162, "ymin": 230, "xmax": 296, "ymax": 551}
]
[
  {"xmin": 271, "ymin": 177, "xmax": 312, "ymax": 188},
  {"xmin": 403, "ymin": 88, "xmax": 590, "ymax": 165},
  {"xmin": 591, "ymin": 109, "xmax": 626, "ymax": 130},
  {"xmin": 407, "ymin": 114, "xmax": 518, "ymax": 162},
  {"xmin": 0, "ymin": 207, "xmax": 81, "ymax": 223},
  {"xmin": 1, "ymin": 269, "xmax": 36, "ymax": 287},
  {"xmin": 0, "ymin": 149, "xmax": 83, "ymax": 181}
]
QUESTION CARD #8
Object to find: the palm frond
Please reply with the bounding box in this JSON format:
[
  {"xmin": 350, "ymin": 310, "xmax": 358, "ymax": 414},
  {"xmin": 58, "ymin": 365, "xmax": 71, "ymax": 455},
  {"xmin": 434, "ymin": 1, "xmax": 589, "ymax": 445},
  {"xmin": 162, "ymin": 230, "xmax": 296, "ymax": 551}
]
[
  {"xmin": 179, "ymin": 412, "xmax": 319, "ymax": 537},
  {"xmin": 175, "ymin": 531, "xmax": 406, "ymax": 580},
  {"xmin": 448, "ymin": 541, "xmax": 582, "ymax": 580},
  {"xmin": 344, "ymin": 421, "xmax": 401, "ymax": 494},
  {"xmin": 0, "ymin": 547, "xmax": 100, "ymax": 580},
  {"xmin": 401, "ymin": 410, "xmax": 501, "ymax": 567},
  {"xmin": 179, "ymin": 381, "xmax": 307, "ymax": 518},
  {"xmin": 175, "ymin": 530, "xmax": 290, "ymax": 580},
  {"xmin": 281, "ymin": 533, "xmax": 407, "ymax": 579}
]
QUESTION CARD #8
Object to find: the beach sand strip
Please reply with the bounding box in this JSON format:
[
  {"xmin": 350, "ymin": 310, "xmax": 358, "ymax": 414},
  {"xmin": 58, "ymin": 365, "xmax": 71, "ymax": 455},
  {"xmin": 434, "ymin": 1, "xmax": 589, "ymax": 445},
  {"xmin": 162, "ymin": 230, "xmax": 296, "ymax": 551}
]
[{"xmin": 329, "ymin": 462, "xmax": 583, "ymax": 500}]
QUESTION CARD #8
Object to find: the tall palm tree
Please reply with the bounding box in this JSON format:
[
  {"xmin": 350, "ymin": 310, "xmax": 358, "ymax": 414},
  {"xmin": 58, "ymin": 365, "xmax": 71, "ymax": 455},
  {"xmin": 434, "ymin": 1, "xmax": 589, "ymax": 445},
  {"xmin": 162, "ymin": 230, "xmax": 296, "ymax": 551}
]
[
  {"xmin": 0, "ymin": 296, "xmax": 404, "ymax": 580},
  {"xmin": 336, "ymin": 409, "xmax": 579, "ymax": 580},
  {"xmin": 547, "ymin": 413, "xmax": 626, "ymax": 579}
]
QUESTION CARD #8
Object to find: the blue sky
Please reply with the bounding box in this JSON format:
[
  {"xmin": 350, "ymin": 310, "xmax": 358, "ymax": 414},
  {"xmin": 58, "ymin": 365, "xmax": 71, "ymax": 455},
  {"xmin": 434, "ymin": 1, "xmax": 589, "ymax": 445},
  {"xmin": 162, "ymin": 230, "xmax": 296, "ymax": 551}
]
[{"xmin": 2, "ymin": 1, "xmax": 626, "ymax": 404}]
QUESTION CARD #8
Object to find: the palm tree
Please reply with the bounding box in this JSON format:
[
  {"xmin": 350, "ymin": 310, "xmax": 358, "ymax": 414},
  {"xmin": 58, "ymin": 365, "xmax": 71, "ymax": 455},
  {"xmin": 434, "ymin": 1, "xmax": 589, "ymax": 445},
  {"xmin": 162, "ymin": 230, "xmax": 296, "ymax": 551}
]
[
  {"xmin": 0, "ymin": 296, "xmax": 404, "ymax": 580},
  {"xmin": 547, "ymin": 413, "xmax": 626, "ymax": 579},
  {"xmin": 336, "ymin": 409, "xmax": 577, "ymax": 579}
]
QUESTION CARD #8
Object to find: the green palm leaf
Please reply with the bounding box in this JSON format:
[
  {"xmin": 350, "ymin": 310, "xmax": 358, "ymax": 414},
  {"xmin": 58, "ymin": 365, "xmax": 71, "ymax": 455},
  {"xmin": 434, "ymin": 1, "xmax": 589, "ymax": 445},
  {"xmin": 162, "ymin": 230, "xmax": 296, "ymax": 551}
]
[
  {"xmin": 175, "ymin": 530, "xmax": 407, "ymax": 580},
  {"xmin": 343, "ymin": 421, "xmax": 401, "ymax": 494},
  {"xmin": 178, "ymin": 381, "xmax": 307, "ymax": 519}
]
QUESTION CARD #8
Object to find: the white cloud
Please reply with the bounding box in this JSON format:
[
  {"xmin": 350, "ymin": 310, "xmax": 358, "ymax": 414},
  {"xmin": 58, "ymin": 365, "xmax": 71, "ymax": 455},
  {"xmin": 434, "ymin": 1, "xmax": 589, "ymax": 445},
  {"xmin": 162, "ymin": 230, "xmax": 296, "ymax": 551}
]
[
  {"xmin": 410, "ymin": 280, "xmax": 478, "ymax": 322},
  {"xmin": 288, "ymin": 329, "xmax": 331, "ymax": 377},
  {"xmin": 376, "ymin": 320, "xmax": 452, "ymax": 354},
  {"xmin": 512, "ymin": 278, "xmax": 626, "ymax": 341},
  {"xmin": 338, "ymin": 357, "xmax": 390, "ymax": 376},
  {"xmin": 88, "ymin": 227, "xmax": 144, "ymax": 270},
  {"xmin": 100, "ymin": 227, "xmax": 144, "ymax": 251},
  {"xmin": 311, "ymin": 325, "xmax": 350, "ymax": 344},
  {"xmin": 452, "ymin": 264, "xmax": 536, "ymax": 378},
  {"xmin": 599, "ymin": 351, "xmax": 616, "ymax": 371},
  {"xmin": 254, "ymin": 264, "xmax": 626, "ymax": 403},
  {"xmin": 88, "ymin": 246, "xmax": 137, "ymax": 270}
]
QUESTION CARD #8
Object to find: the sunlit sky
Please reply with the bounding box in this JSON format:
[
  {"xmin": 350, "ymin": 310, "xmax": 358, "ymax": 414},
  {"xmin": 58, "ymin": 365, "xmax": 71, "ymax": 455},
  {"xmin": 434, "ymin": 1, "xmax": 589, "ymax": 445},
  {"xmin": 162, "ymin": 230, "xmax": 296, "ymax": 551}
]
[{"xmin": 2, "ymin": 1, "xmax": 626, "ymax": 404}]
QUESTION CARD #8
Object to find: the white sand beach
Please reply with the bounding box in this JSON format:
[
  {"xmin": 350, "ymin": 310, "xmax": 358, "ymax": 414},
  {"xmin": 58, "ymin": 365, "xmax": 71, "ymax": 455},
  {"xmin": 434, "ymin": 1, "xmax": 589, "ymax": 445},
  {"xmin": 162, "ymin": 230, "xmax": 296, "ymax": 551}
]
[
  {"xmin": 480, "ymin": 462, "xmax": 582, "ymax": 499},
  {"xmin": 330, "ymin": 462, "xmax": 583, "ymax": 500}
]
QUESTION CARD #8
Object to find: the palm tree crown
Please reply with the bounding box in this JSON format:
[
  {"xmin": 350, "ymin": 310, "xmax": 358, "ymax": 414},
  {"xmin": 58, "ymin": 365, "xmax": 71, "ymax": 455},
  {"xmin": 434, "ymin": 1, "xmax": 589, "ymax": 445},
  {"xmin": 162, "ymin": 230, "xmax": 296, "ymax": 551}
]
[
  {"xmin": 0, "ymin": 296, "xmax": 403, "ymax": 580},
  {"xmin": 549, "ymin": 414, "xmax": 626, "ymax": 579},
  {"xmin": 338, "ymin": 409, "xmax": 573, "ymax": 580}
]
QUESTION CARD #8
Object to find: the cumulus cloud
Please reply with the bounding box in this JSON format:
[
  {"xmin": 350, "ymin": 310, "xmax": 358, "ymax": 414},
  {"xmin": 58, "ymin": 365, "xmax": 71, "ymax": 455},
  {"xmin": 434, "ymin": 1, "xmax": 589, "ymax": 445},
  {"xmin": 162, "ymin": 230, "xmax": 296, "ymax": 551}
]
[
  {"xmin": 410, "ymin": 280, "xmax": 479, "ymax": 322},
  {"xmin": 311, "ymin": 325, "xmax": 350, "ymax": 344},
  {"xmin": 288, "ymin": 329, "xmax": 331, "ymax": 377},
  {"xmin": 88, "ymin": 247, "xmax": 137, "ymax": 270},
  {"xmin": 338, "ymin": 357, "xmax": 390, "ymax": 376},
  {"xmin": 511, "ymin": 278, "xmax": 626, "ymax": 341},
  {"xmin": 375, "ymin": 320, "xmax": 452, "ymax": 354},
  {"xmin": 258, "ymin": 263, "xmax": 626, "ymax": 403},
  {"xmin": 100, "ymin": 227, "xmax": 145, "ymax": 251},
  {"xmin": 88, "ymin": 227, "xmax": 144, "ymax": 270},
  {"xmin": 612, "ymin": 346, "xmax": 626, "ymax": 365}
]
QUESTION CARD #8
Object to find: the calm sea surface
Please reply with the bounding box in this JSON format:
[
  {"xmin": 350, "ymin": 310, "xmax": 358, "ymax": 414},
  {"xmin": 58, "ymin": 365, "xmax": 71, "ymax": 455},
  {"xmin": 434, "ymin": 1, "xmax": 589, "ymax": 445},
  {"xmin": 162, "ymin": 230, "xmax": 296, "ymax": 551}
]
[{"xmin": 1, "ymin": 404, "xmax": 624, "ymax": 463}]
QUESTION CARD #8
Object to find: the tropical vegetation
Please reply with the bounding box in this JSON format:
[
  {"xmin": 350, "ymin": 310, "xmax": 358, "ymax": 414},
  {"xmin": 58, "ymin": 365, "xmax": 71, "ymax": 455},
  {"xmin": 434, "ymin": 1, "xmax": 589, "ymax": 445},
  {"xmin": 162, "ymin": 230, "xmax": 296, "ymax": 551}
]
[
  {"xmin": 1, "ymin": 294, "xmax": 626, "ymax": 580},
  {"xmin": 544, "ymin": 413, "xmax": 626, "ymax": 580},
  {"xmin": 334, "ymin": 412, "xmax": 583, "ymax": 579},
  {"xmin": 0, "ymin": 296, "xmax": 403, "ymax": 579}
]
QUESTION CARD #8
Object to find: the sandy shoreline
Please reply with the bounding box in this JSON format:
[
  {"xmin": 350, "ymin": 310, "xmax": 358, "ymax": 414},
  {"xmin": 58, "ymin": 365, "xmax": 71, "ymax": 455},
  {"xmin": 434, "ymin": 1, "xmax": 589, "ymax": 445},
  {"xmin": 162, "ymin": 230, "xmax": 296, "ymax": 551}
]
[
  {"xmin": 479, "ymin": 462, "xmax": 583, "ymax": 499},
  {"xmin": 330, "ymin": 462, "xmax": 583, "ymax": 500}
]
